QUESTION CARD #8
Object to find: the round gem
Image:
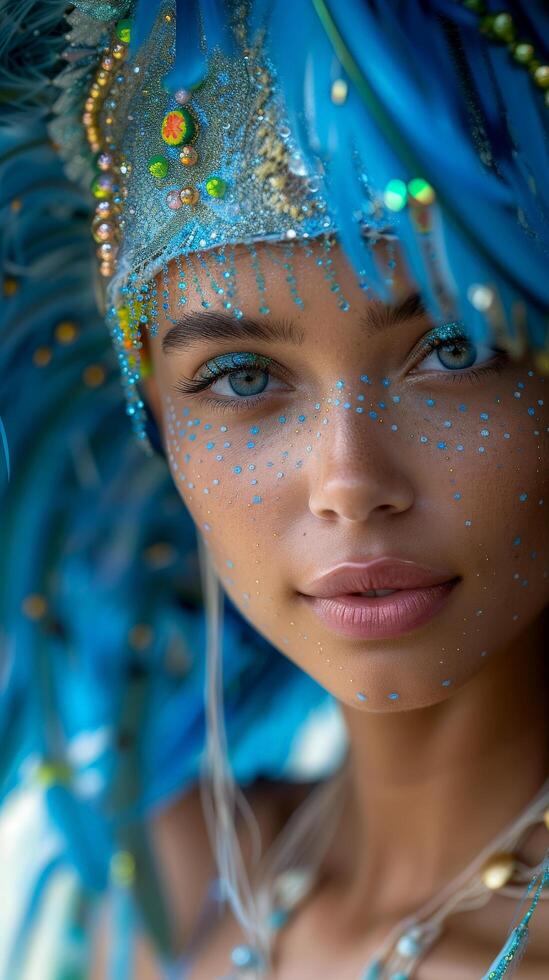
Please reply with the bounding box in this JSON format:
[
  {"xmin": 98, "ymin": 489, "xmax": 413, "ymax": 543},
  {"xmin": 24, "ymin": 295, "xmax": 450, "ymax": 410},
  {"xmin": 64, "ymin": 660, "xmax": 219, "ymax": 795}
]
[
  {"xmin": 180, "ymin": 186, "xmax": 199, "ymax": 206},
  {"xmin": 174, "ymin": 88, "xmax": 191, "ymax": 104},
  {"xmin": 230, "ymin": 944, "xmax": 263, "ymax": 969},
  {"xmin": 115, "ymin": 19, "xmax": 132, "ymax": 44},
  {"xmin": 91, "ymin": 174, "xmax": 114, "ymax": 200},
  {"xmin": 205, "ymin": 176, "xmax": 227, "ymax": 198},
  {"xmin": 407, "ymin": 177, "xmax": 435, "ymax": 205},
  {"xmin": 383, "ymin": 178, "xmax": 408, "ymax": 212},
  {"xmin": 179, "ymin": 145, "xmax": 198, "ymax": 166},
  {"xmin": 166, "ymin": 190, "xmax": 182, "ymax": 210},
  {"xmin": 96, "ymin": 151, "xmax": 114, "ymax": 171},
  {"xmin": 533, "ymin": 65, "xmax": 549, "ymax": 89},
  {"xmin": 480, "ymin": 852, "xmax": 515, "ymax": 890},
  {"xmin": 148, "ymin": 155, "xmax": 169, "ymax": 178},
  {"xmin": 92, "ymin": 219, "xmax": 116, "ymax": 243},
  {"xmin": 396, "ymin": 932, "xmax": 422, "ymax": 957},
  {"xmin": 161, "ymin": 108, "xmax": 196, "ymax": 146},
  {"xmin": 513, "ymin": 42, "xmax": 534, "ymax": 65}
]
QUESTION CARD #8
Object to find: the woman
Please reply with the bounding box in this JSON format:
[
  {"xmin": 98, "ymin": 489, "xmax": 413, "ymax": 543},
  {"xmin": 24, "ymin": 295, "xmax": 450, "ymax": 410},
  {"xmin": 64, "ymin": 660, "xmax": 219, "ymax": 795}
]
[{"xmin": 1, "ymin": 0, "xmax": 548, "ymax": 977}]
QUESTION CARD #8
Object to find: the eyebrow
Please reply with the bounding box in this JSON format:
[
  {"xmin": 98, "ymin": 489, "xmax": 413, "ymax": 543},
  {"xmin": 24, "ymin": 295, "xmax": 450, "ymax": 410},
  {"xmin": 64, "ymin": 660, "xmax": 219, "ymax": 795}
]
[{"xmin": 161, "ymin": 291, "xmax": 429, "ymax": 356}]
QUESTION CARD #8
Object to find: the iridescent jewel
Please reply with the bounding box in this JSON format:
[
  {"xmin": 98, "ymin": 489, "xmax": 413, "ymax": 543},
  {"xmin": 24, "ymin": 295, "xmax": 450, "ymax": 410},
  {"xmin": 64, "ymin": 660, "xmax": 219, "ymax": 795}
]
[
  {"xmin": 99, "ymin": 261, "xmax": 114, "ymax": 278},
  {"xmin": 383, "ymin": 179, "xmax": 408, "ymax": 212},
  {"xmin": 96, "ymin": 152, "xmax": 114, "ymax": 172},
  {"xmin": 205, "ymin": 176, "xmax": 227, "ymax": 198},
  {"xmin": 407, "ymin": 178, "xmax": 435, "ymax": 205},
  {"xmin": 97, "ymin": 242, "xmax": 118, "ymax": 260},
  {"xmin": 361, "ymin": 961, "xmax": 383, "ymax": 980},
  {"xmin": 115, "ymin": 19, "xmax": 132, "ymax": 44},
  {"xmin": 91, "ymin": 173, "xmax": 114, "ymax": 200},
  {"xmin": 174, "ymin": 88, "xmax": 191, "ymax": 104},
  {"xmin": 229, "ymin": 944, "xmax": 264, "ymax": 969},
  {"xmin": 179, "ymin": 145, "xmax": 198, "ymax": 166},
  {"xmin": 268, "ymin": 907, "xmax": 290, "ymax": 930},
  {"xmin": 166, "ymin": 190, "xmax": 182, "ymax": 210},
  {"xmin": 180, "ymin": 186, "xmax": 199, "ymax": 206},
  {"xmin": 533, "ymin": 65, "xmax": 549, "ymax": 89},
  {"xmin": 161, "ymin": 108, "xmax": 197, "ymax": 146},
  {"xmin": 396, "ymin": 931, "xmax": 423, "ymax": 957},
  {"xmin": 92, "ymin": 220, "xmax": 116, "ymax": 243},
  {"xmin": 148, "ymin": 155, "xmax": 169, "ymax": 179}
]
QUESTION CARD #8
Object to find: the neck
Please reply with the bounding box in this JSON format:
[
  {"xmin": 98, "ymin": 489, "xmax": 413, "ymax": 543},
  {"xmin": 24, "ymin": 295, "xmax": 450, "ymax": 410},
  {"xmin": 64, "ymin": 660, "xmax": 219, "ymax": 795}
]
[{"xmin": 331, "ymin": 610, "xmax": 549, "ymax": 923}]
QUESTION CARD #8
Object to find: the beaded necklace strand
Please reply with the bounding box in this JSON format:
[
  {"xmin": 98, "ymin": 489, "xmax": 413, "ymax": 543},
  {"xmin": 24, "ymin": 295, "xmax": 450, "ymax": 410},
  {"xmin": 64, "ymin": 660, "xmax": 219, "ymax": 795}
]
[{"xmin": 225, "ymin": 773, "xmax": 549, "ymax": 979}]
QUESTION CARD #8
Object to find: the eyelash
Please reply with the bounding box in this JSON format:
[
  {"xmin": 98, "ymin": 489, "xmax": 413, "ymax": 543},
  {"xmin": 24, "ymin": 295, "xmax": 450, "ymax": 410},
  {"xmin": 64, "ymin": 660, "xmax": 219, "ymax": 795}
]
[{"xmin": 173, "ymin": 327, "xmax": 507, "ymax": 413}]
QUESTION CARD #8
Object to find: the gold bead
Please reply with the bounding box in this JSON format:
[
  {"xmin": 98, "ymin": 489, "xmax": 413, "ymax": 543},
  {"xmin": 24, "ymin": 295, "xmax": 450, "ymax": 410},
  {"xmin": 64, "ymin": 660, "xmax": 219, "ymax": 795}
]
[
  {"xmin": 83, "ymin": 364, "xmax": 106, "ymax": 388},
  {"xmin": 179, "ymin": 145, "xmax": 198, "ymax": 166},
  {"xmin": 55, "ymin": 321, "xmax": 78, "ymax": 344},
  {"xmin": 99, "ymin": 261, "xmax": 115, "ymax": 277},
  {"xmin": 33, "ymin": 346, "xmax": 52, "ymax": 367},
  {"xmin": 3, "ymin": 277, "xmax": 18, "ymax": 297},
  {"xmin": 112, "ymin": 43, "xmax": 126, "ymax": 60},
  {"xmin": 331, "ymin": 78, "xmax": 348, "ymax": 105},
  {"xmin": 533, "ymin": 65, "xmax": 549, "ymax": 89},
  {"xmin": 22, "ymin": 593, "xmax": 48, "ymax": 619},
  {"xmin": 179, "ymin": 185, "xmax": 199, "ymax": 206},
  {"xmin": 480, "ymin": 853, "xmax": 515, "ymax": 890}
]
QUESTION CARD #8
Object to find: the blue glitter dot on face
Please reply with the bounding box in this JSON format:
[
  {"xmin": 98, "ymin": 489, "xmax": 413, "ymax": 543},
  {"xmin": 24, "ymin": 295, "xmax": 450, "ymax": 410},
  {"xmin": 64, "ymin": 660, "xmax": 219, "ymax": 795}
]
[
  {"xmin": 252, "ymin": 495, "xmax": 262, "ymax": 504},
  {"xmin": 226, "ymin": 559, "xmax": 234, "ymax": 568},
  {"xmin": 250, "ymin": 425, "xmax": 260, "ymax": 434},
  {"xmin": 420, "ymin": 435, "xmax": 428, "ymax": 444},
  {"xmin": 369, "ymin": 411, "xmax": 378, "ymax": 420},
  {"xmin": 335, "ymin": 380, "xmax": 345, "ymax": 389},
  {"xmin": 220, "ymin": 425, "xmax": 228, "ymax": 432},
  {"xmin": 356, "ymin": 692, "xmax": 367, "ymax": 702},
  {"xmin": 233, "ymin": 466, "xmax": 242, "ymax": 474},
  {"xmin": 443, "ymin": 420, "xmax": 452, "ymax": 428},
  {"xmin": 360, "ymin": 375, "xmax": 371, "ymax": 384},
  {"xmin": 388, "ymin": 692, "xmax": 400, "ymax": 701},
  {"xmin": 392, "ymin": 395, "xmax": 400, "ymax": 404},
  {"xmin": 357, "ymin": 394, "xmax": 365, "ymax": 401},
  {"xmin": 378, "ymin": 402, "xmax": 386, "ymax": 409},
  {"xmin": 456, "ymin": 444, "xmax": 464, "ymax": 451},
  {"xmin": 344, "ymin": 402, "xmax": 351, "ymax": 409},
  {"xmin": 528, "ymin": 407, "xmax": 535, "ymax": 416},
  {"xmin": 382, "ymin": 377, "xmax": 391, "ymax": 387},
  {"xmin": 204, "ymin": 423, "xmax": 212, "ymax": 430},
  {"xmin": 426, "ymin": 398, "xmax": 435, "ymax": 407},
  {"xmin": 391, "ymin": 423, "xmax": 398, "ymax": 431},
  {"xmin": 503, "ymin": 432, "xmax": 511, "ymax": 439},
  {"xmin": 519, "ymin": 492, "xmax": 528, "ymax": 502},
  {"xmin": 454, "ymin": 492, "xmax": 462, "ymax": 500},
  {"xmin": 247, "ymin": 441, "xmax": 255, "ymax": 449},
  {"xmin": 480, "ymin": 429, "xmax": 489, "ymax": 437},
  {"xmin": 480, "ymin": 412, "xmax": 489, "ymax": 420},
  {"xmin": 206, "ymin": 441, "xmax": 215, "ymax": 450},
  {"xmin": 442, "ymin": 679, "xmax": 452, "ymax": 687},
  {"xmin": 437, "ymin": 441, "xmax": 447, "ymax": 450},
  {"xmin": 279, "ymin": 416, "xmax": 287, "ymax": 424},
  {"xmin": 356, "ymin": 407, "xmax": 364, "ymax": 413},
  {"xmin": 298, "ymin": 415, "xmax": 306, "ymax": 422},
  {"xmin": 513, "ymin": 536, "xmax": 521, "ymax": 546},
  {"xmin": 458, "ymin": 404, "xmax": 467, "ymax": 412}
]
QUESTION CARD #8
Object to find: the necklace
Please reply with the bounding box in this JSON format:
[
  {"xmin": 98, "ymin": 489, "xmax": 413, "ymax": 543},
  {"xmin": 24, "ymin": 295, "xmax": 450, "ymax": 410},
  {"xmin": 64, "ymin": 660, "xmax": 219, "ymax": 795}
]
[{"xmin": 224, "ymin": 772, "xmax": 549, "ymax": 979}]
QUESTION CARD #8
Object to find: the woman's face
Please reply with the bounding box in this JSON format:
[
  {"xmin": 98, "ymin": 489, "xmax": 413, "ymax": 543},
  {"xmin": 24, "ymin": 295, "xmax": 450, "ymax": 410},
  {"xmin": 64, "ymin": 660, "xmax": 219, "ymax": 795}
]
[{"xmin": 144, "ymin": 238, "xmax": 548, "ymax": 712}]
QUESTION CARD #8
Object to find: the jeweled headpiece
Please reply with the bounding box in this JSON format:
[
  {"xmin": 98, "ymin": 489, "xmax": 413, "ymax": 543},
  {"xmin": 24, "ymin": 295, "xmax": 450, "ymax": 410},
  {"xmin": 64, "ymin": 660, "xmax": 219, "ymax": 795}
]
[{"xmin": 50, "ymin": 0, "xmax": 549, "ymax": 453}]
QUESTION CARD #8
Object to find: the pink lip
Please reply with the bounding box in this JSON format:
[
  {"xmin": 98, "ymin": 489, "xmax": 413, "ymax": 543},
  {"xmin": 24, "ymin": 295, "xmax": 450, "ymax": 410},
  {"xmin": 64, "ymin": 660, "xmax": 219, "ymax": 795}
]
[{"xmin": 299, "ymin": 557, "xmax": 460, "ymax": 639}]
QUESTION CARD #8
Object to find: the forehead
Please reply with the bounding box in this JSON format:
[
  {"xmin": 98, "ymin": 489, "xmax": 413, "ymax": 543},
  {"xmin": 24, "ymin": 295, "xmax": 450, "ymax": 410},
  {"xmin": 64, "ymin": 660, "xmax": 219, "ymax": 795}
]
[{"xmin": 155, "ymin": 236, "xmax": 418, "ymax": 330}]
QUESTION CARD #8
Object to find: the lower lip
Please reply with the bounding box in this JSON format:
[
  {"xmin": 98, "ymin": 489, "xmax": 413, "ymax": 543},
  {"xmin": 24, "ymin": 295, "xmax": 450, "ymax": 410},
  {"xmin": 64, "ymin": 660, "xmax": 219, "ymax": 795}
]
[{"xmin": 302, "ymin": 580, "xmax": 460, "ymax": 639}]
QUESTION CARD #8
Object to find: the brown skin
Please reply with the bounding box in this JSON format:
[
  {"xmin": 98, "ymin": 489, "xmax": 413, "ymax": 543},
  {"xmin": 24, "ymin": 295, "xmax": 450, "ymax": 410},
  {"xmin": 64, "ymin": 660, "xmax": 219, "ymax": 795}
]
[{"xmin": 138, "ymin": 238, "xmax": 549, "ymax": 977}]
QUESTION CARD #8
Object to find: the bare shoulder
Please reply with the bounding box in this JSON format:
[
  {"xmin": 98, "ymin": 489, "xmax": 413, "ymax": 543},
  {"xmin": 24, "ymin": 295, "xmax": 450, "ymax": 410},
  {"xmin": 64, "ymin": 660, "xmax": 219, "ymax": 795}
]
[{"xmin": 88, "ymin": 777, "xmax": 312, "ymax": 979}]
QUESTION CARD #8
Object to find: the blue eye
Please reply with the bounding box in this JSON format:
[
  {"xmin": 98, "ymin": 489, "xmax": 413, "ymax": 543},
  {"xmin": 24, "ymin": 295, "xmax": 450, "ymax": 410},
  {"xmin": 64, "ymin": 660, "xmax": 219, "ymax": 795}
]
[
  {"xmin": 413, "ymin": 322, "xmax": 505, "ymax": 377},
  {"xmin": 174, "ymin": 351, "xmax": 288, "ymax": 407}
]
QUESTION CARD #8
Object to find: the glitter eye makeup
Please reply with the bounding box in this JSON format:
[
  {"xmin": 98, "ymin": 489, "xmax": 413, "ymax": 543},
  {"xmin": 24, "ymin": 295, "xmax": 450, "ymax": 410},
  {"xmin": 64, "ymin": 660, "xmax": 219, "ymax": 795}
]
[{"xmin": 170, "ymin": 320, "xmax": 509, "ymax": 415}]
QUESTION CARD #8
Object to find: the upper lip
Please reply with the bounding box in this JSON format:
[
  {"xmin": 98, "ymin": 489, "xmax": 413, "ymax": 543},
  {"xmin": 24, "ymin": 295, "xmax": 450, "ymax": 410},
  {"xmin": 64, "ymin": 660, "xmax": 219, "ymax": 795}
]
[{"xmin": 300, "ymin": 558, "xmax": 459, "ymax": 598}]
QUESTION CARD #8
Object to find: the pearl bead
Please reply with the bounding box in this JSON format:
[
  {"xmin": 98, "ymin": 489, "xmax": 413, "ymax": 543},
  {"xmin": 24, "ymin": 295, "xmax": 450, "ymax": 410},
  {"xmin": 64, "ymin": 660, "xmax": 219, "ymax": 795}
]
[
  {"xmin": 179, "ymin": 145, "xmax": 198, "ymax": 166},
  {"xmin": 174, "ymin": 88, "xmax": 191, "ymax": 104},
  {"xmin": 480, "ymin": 852, "xmax": 515, "ymax": 890},
  {"xmin": 533, "ymin": 65, "xmax": 549, "ymax": 89},
  {"xmin": 230, "ymin": 944, "xmax": 264, "ymax": 969},
  {"xmin": 166, "ymin": 190, "xmax": 182, "ymax": 210},
  {"xmin": 179, "ymin": 186, "xmax": 199, "ymax": 206},
  {"xmin": 92, "ymin": 220, "xmax": 116, "ymax": 243},
  {"xmin": 97, "ymin": 152, "xmax": 114, "ymax": 171},
  {"xmin": 396, "ymin": 931, "xmax": 422, "ymax": 957},
  {"xmin": 99, "ymin": 261, "xmax": 114, "ymax": 277}
]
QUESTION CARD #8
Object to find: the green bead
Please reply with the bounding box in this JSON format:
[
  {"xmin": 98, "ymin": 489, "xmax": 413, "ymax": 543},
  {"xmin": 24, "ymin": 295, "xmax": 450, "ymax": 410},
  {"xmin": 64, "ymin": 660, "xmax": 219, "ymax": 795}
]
[
  {"xmin": 205, "ymin": 176, "xmax": 227, "ymax": 198},
  {"xmin": 463, "ymin": 0, "xmax": 486, "ymax": 13},
  {"xmin": 116, "ymin": 19, "xmax": 132, "ymax": 43},
  {"xmin": 148, "ymin": 155, "xmax": 169, "ymax": 179},
  {"xmin": 512, "ymin": 42, "xmax": 535, "ymax": 65},
  {"xmin": 533, "ymin": 65, "xmax": 549, "ymax": 89},
  {"xmin": 493, "ymin": 13, "xmax": 515, "ymax": 44}
]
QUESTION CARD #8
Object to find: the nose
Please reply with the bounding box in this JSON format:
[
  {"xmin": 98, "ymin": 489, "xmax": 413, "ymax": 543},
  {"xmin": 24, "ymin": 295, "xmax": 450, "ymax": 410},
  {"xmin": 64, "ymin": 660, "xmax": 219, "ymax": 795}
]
[{"xmin": 307, "ymin": 409, "xmax": 414, "ymax": 523}]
